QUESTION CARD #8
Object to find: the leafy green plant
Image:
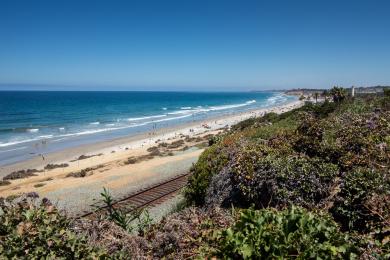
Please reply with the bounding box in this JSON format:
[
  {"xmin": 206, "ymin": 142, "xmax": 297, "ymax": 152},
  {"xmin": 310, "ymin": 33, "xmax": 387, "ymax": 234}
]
[
  {"xmin": 331, "ymin": 168, "xmax": 390, "ymax": 233},
  {"xmin": 209, "ymin": 207, "xmax": 357, "ymax": 259},
  {"xmin": 229, "ymin": 153, "xmax": 339, "ymax": 209},
  {"xmin": 100, "ymin": 187, "xmax": 153, "ymax": 235},
  {"xmin": 0, "ymin": 198, "xmax": 108, "ymax": 259}
]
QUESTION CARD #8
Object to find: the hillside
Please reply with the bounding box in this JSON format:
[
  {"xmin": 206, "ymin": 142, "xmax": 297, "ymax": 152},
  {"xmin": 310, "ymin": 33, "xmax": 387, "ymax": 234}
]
[
  {"xmin": 284, "ymin": 85, "xmax": 388, "ymax": 97},
  {"xmin": 1, "ymin": 88, "xmax": 389, "ymax": 259}
]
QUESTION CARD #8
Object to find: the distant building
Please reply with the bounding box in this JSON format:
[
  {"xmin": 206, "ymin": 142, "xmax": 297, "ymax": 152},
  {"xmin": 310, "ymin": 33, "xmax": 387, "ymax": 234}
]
[{"xmin": 351, "ymin": 86, "xmax": 355, "ymax": 97}]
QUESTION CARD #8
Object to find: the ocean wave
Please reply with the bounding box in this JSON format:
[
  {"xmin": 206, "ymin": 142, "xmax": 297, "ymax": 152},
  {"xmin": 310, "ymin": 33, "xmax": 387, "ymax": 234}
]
[
  {"xmin": 0, "ymin": 138, "xmax": 42, "ymax": 147},
  {"xmin": 0, "ymin": 128, "xmax": 16, "ymax": 133},
  {"xmin": 0, "ymin": 122, "xmax": 144, "ymax": 147},
  {"xmin": 265, "ymin": 94, "xmax": 288, "ymax": 106},
  {"xmin": 127, "ymin": 114, "xmax": 167, "ymax": 121},
  {"xmin": 168, "ymin": 99, "xmax": 257, "ymax": 115},
  {"xmin": 152, "ymin": 114, "xmax": 193, "ymax": 123},
  {"xmin": 207, "ymin": 100, "xmax": 256, "ymax": 111},
  {"xmin": 53, "ymin": 114, "xmax": 193, "ymax": 138},
  {"xmin": 0, "ymin": 99, "xmax": 261, "ymax": 148},
  {"xmin": 38, "ymin": 135, "xmax": 53, "ymax": 138},
  {"xmin": 56, "ymin": 124, "xmax": 147, "ymax": 138},
  {"xmin": 168, "ymin": 110, "xmax": 194, "ymax": 115}
]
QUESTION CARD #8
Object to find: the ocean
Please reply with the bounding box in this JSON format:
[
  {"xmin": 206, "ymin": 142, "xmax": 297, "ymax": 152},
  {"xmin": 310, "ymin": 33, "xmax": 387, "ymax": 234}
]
[{"xmin": 0, "ymin": 91, "xmax": 296, "ymax": 165}]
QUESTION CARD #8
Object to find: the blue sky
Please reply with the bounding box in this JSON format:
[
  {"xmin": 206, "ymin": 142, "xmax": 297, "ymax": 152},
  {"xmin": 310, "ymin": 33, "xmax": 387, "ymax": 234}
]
[{"xmin": 0, "ymin": 0, "xmax": 389, "ymax": 91}]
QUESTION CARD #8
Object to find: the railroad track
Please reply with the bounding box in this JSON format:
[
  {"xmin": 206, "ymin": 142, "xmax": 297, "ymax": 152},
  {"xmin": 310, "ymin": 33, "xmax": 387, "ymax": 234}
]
[{"xmin": 77, "ymin": 173, "xmax": 189, "ymax": 219}]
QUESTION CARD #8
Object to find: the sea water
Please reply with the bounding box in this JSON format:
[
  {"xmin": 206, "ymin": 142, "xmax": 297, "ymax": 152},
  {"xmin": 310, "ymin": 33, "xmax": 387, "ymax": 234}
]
[{"xmin": 0, "ymin": 91, "xmax": 296, "ymax": 165}]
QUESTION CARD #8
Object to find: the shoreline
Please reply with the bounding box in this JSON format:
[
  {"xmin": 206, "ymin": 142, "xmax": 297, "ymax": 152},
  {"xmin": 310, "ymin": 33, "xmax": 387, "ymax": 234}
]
[
  {"xmin": 0, "ymin": 92, "xmax": 292, "ymax": 166},
  {"xmin": 0, "ymin": 99, "xmax": 302, "ymax": 176},
  {"xmin": 0, "ymin": 99, "xmax": 303, "ymax": 215}
]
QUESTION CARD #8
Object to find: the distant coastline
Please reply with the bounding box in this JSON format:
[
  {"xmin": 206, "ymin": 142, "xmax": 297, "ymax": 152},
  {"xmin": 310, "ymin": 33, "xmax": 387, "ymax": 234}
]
[
  {"xmin": 0, "ymin": 99, "xmax": 303, "ymax": 216},
  {"xmin": 0, "ymin": 91, "xmax": 297, "ymax": 166},
  {"xmin": 282, "ymin": 85, "xmax": 388, "ymax": 96}
]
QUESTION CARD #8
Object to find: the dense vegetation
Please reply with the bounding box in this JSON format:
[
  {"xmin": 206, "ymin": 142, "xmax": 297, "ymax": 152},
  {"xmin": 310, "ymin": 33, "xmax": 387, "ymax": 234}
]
[
  {"xmin": 0, "ymin": 88, "xmax": 389, "ymax": 258},
  {"xmin": 208, "ymin": 207, "xmax": 357, "ymax": 259},
  {"xmin": 184, "ymin": 90, "xmax": 390, "ymax": 258},
  {"xmin": 0, "ymin": 194, "xmax": 109, "ymax": 259}
]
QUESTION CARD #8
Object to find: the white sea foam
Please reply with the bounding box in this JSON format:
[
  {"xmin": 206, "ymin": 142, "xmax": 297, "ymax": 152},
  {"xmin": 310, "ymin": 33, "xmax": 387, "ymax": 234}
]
[
  {"xmin": 55, "ymin": 122, "xmax": 149, "ymax": 138},
  {"xmin": 0, "ymin": 138, "xmax": 42, "ymax": 147},
  {"xmin": 162, "ymin": 107, "xmax": 167, "ymax": 110},
  {"xmin": 168, "ymin": 100, "xmax": 257, "ymax": 115},
  {"xmin": 38, "ymin": 135, "xmax": 53, "ymax": 138},
  {"xmin": 265, "ymin": 94, "xmax": 288, "ymax": 106},
  {"xmin": 207, "ymin": 100, "xmax": 256, "ymax": 111},
  {"xmin": 127, "ymin": 115, "xmax": 166, "ymax": 121},
  {"xmin": 168, "ymin": 110, "xmax": 194, "ymax": 115},
  {"xmin": 152, "ymin": 114, "xmax": 193, "ymax": 123},
  {"xmin": 0, "ymin": 98, "xmax": 282, "ymax": 150},
  {"xmin": 0, "ymin": 121, "xmax": 153, "ymax": 148}
]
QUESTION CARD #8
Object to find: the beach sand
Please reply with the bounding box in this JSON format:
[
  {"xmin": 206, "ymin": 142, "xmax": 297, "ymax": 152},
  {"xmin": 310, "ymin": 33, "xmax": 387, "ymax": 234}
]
[{"xmin": 0, "ymin": 100, "xmax": 303, "ymax": 216}]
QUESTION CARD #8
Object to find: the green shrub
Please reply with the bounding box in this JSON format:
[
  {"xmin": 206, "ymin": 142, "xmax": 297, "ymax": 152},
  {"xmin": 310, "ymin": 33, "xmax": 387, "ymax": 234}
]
[
  {"xmin": 383, "ymin": 87, "xmax": 390, "ymax": 97},
  {"xmin": 293, "ymin": 106, "xmax": 390, "ymax": 171},
  {"xmin": 243, "ymin": 102, "xmax": 336, "ymax": 142},
  {"xmin": 230, "ymin": 153, "xmax": 339, "ymax": 209},
  {"xmin": 333, "ymin": 112, "xmax": 390, "ymax": 170},
  {"xmin": 331, "ymin": 168, "xmax": 390, "ymax": 233},
  {"xmin": 299, "ymin": 100, "xmax": 337, "ymax": 118},
  {"xmin": 230, "ymin": 117, "xmax": 258, "ymax": 131},
  {"xmin": 0, "ymin": 198, "xmax": 108, "ymax": 259},
  {"xmin": 293, "ymin": 114, "xmax": 325, "ymax": 157},
  {"xmin": 209, "ymin": 207, "xmax": 357, "ymax": 259},
  {"xmin": 249, "ymin": 116, "xmax": 299, "ymax": 141},
  {"xmin": 184, "ymin": 145, "xmax": 229, "ymax": 205},
  {"xmin": 260, "ymin": 112, "xmax": 280, "ymax": 123}
]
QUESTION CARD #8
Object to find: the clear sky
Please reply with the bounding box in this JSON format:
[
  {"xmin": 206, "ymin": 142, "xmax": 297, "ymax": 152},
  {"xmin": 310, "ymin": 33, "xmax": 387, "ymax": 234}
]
[{"xmin": 0, "ymin": 0, "xmax": 389, "ymax": 91}]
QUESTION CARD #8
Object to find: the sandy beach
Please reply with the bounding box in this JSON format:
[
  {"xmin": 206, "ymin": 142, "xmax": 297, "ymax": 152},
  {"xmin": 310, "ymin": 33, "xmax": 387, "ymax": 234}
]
[{"xmin": 0, "ymin": 100, "xmax": 303, "ymax": 215}]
